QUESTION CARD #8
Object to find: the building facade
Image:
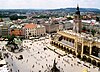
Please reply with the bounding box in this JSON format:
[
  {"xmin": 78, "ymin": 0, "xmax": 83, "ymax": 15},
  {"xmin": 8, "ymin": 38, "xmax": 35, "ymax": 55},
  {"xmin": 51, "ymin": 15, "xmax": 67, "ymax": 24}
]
[
  {"xmin": 73, "ymin": 4, "xmax": 82, "ymax": 33},
  {"xmin": 51, "ymin": 30, "xmax": 100, "ymax": 67},
  {"xmin": 0, "ymin": 24, "xmax": 10, "ymax": 37},
  {"xmin": 44, "ymin": 20, "xmax": 63, "ymax": 33},
  {"xmin": 50, "ymin": 5, "xmax": 100, "ymax": 67},
  {"xmin": 10, "ymin": 24, "xmax": 23, "ymax": 36},
  {"xmin": 23, "ymin": 23, "xmax": 46, "ymax": 38},
  {"xmin": 10, "ymin": 29, "xmax": 22, "ymax": 36}
]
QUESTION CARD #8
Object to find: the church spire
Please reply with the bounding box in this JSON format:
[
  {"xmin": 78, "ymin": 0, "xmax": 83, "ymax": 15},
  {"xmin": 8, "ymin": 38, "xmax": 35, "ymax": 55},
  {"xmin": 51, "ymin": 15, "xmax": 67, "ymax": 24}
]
[
  {"xmin": 76, "ymin": 4, "xmax": 80, "ymax": 15},
  {"xmin": 77, "ymin": 4, "xmax": 79, "ymax": 11},
  {"xmin": 73, "ymin": 4, "xmax": 82, "ymax": 33}
]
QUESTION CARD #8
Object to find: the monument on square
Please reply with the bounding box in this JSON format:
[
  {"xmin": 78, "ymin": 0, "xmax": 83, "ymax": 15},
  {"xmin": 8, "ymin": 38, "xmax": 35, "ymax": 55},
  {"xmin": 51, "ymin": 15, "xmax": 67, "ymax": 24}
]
[{"xmin": 51, "ymin": 59, "xmax": 60, "ymax": 72}]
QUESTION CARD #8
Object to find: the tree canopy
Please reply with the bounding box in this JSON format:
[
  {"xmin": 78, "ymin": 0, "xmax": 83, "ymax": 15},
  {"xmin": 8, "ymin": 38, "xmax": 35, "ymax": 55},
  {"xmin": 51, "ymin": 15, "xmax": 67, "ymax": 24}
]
[
  {"xmin": 9, "ymin": 14, "xmax": 27, "ymax": 20},
  {"xmin": 7, "ymin": 34, "xmax": 16, "ymax": 44},
  {"xmin": 91, "ymin": 29, "xmax": 96, "ymax": 36}
]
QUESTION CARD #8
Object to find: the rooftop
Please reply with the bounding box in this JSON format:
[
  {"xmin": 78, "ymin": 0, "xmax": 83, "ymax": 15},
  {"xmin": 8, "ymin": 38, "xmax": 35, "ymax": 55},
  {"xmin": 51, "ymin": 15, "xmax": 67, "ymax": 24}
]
[
  {"xmin": 59, "ymin": 30, "xmax": 100, "ymax": 42},
  {"xmin": 24, "ymin": 23, "xmax": 37, "ymax": 29},
  {"xmin": 10, "ymin": 24, "xmax": 22, "ymax": 29}
]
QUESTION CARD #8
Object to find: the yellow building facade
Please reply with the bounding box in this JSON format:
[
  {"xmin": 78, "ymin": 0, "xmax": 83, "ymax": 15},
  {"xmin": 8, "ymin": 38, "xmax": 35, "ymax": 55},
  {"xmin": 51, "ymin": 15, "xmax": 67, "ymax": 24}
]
[
  {"xmin": 51, "ymin": 5, "xmax": 100, "ymax": 67},
  {"xmin": 50, "ymin": 30, "xmax": 100, "ymax": 67}
]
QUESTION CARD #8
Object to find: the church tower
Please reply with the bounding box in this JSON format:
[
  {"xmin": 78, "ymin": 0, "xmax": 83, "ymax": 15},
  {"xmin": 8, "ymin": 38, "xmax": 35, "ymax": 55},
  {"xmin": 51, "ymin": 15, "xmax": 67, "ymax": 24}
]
[{"xmin": 73, "ymin": 4, "xmax": 82, "ymax": 33}]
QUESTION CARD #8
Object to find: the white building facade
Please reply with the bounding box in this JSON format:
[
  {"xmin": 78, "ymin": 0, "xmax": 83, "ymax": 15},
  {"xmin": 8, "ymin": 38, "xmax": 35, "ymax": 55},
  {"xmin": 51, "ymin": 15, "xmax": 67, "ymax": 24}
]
[{"xmin": 23, "ymin": 23, "xmax": 46, "ymax": 38}]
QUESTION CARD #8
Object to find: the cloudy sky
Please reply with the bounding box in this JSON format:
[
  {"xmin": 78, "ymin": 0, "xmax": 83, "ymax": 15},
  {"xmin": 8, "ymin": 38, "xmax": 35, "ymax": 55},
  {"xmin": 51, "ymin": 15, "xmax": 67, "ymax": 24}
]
[{"xmin": 0, "ymin": 0, "xmax": 99, "ymax": 9}]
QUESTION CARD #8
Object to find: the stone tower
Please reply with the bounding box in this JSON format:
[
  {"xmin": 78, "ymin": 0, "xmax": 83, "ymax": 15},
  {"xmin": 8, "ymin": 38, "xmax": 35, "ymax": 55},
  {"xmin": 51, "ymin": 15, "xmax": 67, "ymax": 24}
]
[{"xmin": 73, "ymin": 4, "xmax": 82, "ymax": 33}]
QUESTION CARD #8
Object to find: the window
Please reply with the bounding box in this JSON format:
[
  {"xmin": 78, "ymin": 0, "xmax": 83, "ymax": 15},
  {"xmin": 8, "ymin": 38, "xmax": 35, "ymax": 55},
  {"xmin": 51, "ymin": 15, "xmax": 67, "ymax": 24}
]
[
  {"xmin": 83, "ymin": 46, "xmax": 90, "ymax": 55},
  {"xmin": 92, "ymin": 46, "xmax": 100, "ymax": 58},
  {"xmin": 77, "ymin": 42, "xmax": 82, "ymax": 54}
]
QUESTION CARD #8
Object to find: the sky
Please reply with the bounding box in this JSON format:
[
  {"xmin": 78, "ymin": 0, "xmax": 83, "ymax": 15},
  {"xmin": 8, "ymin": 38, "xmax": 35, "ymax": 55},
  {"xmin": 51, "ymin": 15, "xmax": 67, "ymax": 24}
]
[{"xmin": 0, "ymin": 0, "xmax": 99, "ymax": 9}]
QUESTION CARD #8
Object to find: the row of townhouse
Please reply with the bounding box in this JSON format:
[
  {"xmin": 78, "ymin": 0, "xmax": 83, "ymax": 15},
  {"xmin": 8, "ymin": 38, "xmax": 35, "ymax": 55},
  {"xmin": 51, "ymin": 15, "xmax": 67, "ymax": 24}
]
[{"xmin": 0, "ymin": 22, "xmax": 46, "ymax": 39}]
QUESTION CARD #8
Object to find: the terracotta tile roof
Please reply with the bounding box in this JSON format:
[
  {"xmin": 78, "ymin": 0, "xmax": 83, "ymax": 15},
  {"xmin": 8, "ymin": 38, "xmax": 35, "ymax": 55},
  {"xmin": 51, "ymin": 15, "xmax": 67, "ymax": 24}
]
[{"xmin": 24, "ymin": 23, "xmax": 37, "ymax": 29}]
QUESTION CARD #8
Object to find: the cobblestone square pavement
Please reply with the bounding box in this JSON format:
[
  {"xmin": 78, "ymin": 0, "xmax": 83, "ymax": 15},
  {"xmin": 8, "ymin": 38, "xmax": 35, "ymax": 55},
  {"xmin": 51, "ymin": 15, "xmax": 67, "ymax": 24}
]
[{"xmin": 0, "ymin": 38, "xmax": 99, "ymax": 72}]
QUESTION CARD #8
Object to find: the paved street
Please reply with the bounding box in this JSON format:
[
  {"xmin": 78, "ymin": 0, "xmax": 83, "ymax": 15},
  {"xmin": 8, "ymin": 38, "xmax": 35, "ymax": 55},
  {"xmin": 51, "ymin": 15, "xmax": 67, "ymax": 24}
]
[{"xmin": 0, "ymin": 38, "xmax": 100, "ymax": 72}]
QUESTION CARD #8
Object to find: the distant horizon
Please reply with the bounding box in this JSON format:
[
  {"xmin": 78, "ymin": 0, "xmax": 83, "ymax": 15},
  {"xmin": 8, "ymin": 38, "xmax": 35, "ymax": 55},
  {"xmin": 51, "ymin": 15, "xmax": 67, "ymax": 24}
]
[
  {"xmin": 0, "ymin": 7, "xmax": 99, "ymax": 10},
  {"xmin": 0, "ymin": 0, "xmax": 100, "ymax": 9}
]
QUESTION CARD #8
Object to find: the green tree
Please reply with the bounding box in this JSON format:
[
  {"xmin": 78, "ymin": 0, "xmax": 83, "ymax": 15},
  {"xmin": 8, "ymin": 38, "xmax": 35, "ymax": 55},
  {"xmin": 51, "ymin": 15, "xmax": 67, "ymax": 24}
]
[
  {"xmin": 9, "ymin": 14, "xmax": 18, "ymax": 20},
  {"xmin": 91, "ymin": 29, "xmax": 96, "ymax": 36},
  {"xmin": 18, "ymin": 16, "xmax": 27, "ymax": 19},
  {"xmin": 82, "ymin": 27, "xmax": 86, "ymax": 31},
  {"xmin": 67, "ymin": 17, "xmax": 73, "ymax": 20},
  {"xmin": 7, "ymin": 34, "xmax": 16, "ymax": 44}
]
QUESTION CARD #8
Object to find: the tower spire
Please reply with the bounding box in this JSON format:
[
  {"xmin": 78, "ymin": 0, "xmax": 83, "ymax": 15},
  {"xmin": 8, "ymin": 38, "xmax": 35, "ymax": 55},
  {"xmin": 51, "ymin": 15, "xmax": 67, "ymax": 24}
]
[
  {"xmin": 73, "ymin": 4, "xmax": 82, "ymax": 33},
  {"xmin": 77, "ymin": 4, "xmax": 79, "ymax": 11},
  {"xmin": 75, "ymin": 4, "xmax": 80, "ymax": 15}
]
